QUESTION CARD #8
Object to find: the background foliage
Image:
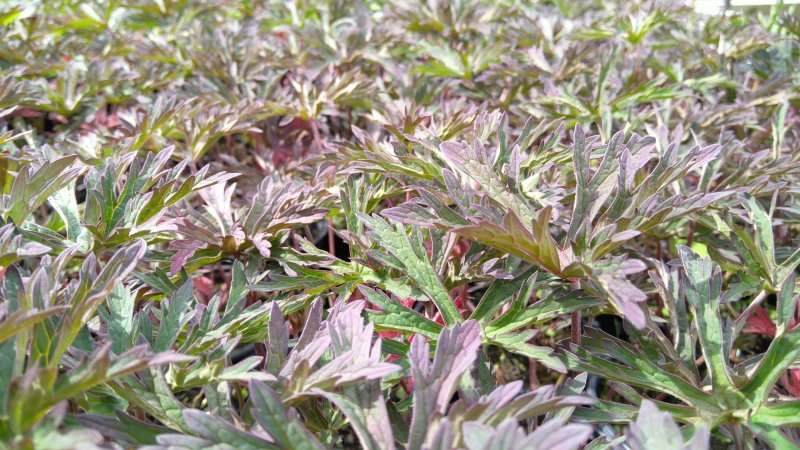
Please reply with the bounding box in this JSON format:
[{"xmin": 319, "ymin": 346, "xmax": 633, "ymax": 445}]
[{"xmin": 0, "ymin": 0, "xmax": 799, "ymax": 448}]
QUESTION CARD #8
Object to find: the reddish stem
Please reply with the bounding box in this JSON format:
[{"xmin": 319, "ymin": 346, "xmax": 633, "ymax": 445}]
[
  {"xmin": 686, "ymin": 221, "xmax": 696, "ymax": 247},
  {"xmin": 327, "ymin": 218, "xmax": 335, "ymax": 255},
  {"xmin": 528, "ymin": 358, "xmax": 538, "ymax": 389},
  {"xmin": 310, "ymin": 119, "xmax": 323, "ymax": 151}
]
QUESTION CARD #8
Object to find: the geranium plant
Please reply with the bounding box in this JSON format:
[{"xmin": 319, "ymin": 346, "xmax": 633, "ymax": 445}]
[{"xmin": 0, "ymin": 0, "xmax": 799, "ymax": 449}]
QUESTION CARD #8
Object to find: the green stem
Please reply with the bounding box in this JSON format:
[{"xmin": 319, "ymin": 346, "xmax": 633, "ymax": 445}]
[{"xmin": 570, "ymin": 279, "xmax": 582, "ymax": 346}]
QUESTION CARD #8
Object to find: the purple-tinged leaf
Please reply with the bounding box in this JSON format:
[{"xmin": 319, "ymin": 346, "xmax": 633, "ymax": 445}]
[
  {"xmin": 408, "ymin": 320, "xmax": 482, "ymax": 449},
  {"xmin": 597, "ymin": 275, "xmax": 647, "ymax": 329},
  {"xmin": 628, "ymin": 400, "xmax": 709, "ymax": 450}
]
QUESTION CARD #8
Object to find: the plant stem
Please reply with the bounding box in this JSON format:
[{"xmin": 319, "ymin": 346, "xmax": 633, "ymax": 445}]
[
  {"xmin": 570, "ymin": 279, "xmax": 581, "ymax": 346},
  {"xmin": 327, "ymin": 218, "xmax": 336, "ymax": 309},
  {"xmin": 528, "ymin": 289, "xmax": 539, "ymax": 385},
  {"xmin": 310, "ymin": 119, "xmax": 323, "ymax": 151},
  {"xmin": 528, "ymin": 358, "xmax": 538, "ymax": 389},
  {"xmin": 571, "ymin": 312, "xmax": 581, "ymax": 345},
  {"xmin": 327, "ymin": 218, "xmax": 335, "ymax": 255},
  {"xmin": 686, "ymin": 221, "xmax": 696, "ymax": 247},
  {"xmin": 734, "ymin": 290, "xmax": 768, "ymax": 326}
]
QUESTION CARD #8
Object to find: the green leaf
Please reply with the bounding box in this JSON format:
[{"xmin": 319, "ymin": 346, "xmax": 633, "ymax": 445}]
[
  {"xmin": 485, "ymin": 291, "xmax": 602, "ymax": 335},
  {"xmin": 775, "ymin": 273, "xmax": 797, "ymax": 334},
  {"xmin": 359, "ymin": 214, "xmax": 461, "ymax": 326},
  {"xmin": 0, "ymin": 307, "xmax": 67, "ymax": 345},
  {"xmin": 563, "ymin": 328, "xmax": 717, "ymax": 410},
  {"xmin": 108, "ymin": 369, "xmax": 188, "ymax": 432},
  {"xmin": 153, "ymin": 279, "xmax": 194, "ymax": 352},
  {"xmin": 472, "ymin": 267, "xmax": 537, "ymax": 322},
  {"xmin": 742, "ymin": 323, "xmax": 800, "ymax": 405},
  {"xmin": 52, "ymin": 240, "xmax": 147, "ymax": 363},
  {"xmin": 78, "ymin": 410, "xmax": 172, "ymax": 445},
  {"xmin": 490, "ymin": 331, "xmax": 566, "ymax": 372},
  {"xmin": 249, "ymin": 380, "xmax": 324, "ymax": 450},
  {"xmin": 104, "ymin": 285, "xmax": 136, "ymax": 355},
  {"xmin": 545, "ymin": 373, "xmax": 588, "ymax": 422},
  {"xmin": 775, "ymin": 247, "xmax": 800, "ymax": 288},
  {"xmin": 359, "ymin": 286, "xmax": 443, "ymax": 339},
  {"xmin": 0, "ymin": 339, "xmax": 15, "ymax": 417},
  {"xmin": 5, "ymin": 156, "xmax": 84, "ymax": 225},
  {"xmin": 743, "ymin": 195, "xmax": 776, "ymax": 282},
  {"xmin": 678, "ymin": 246, "xmax": 738, "ymax": 403},
  {"xmin": 49, "ymin": 181, "xmax": 91, "ymax": 251},
  {"xmin": 453, "ymin": 210, "xmax": 567, "ymax": 277},
  {"xmin": 441, "ymin": 140, "xmax": 536, "ymax": 224},
  {"xmin": 227, "ymin": 260, "xmax": 248, "ymax": 311},
  {"xmin": 183, "ymin": 409, "xmax": 279, "ymax": 450},
  {"xmin": 751, "ymin": 400, "xmax": 800, "ymax": 428}
]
